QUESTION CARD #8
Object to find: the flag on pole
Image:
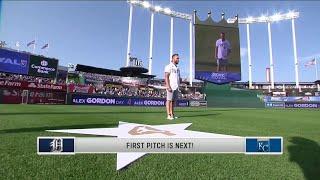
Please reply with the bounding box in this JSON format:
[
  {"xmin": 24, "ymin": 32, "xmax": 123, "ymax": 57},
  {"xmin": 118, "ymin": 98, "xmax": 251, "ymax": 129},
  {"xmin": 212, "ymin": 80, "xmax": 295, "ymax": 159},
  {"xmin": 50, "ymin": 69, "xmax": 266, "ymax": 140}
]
[
  {"xmin": 67, "ymin": 63, "xmax": 76, "ymax": 73},
  {"xmin": 266, "ymin": 68, "xmax": 270, "ymax": 82},
  {"xmin": 304, "ymin": 59, "xmax": 316, "ymax": 67},
  {"xmin": 27, "ymin": 40, "xmax": 35, "ymax": 47},
  {"xmin": 0, "ymin": 41, "xmax": 7, "ymax": 47},
  {"xmin": 41, "ymin": 43, "xmax": 49, "ymax": 49}
]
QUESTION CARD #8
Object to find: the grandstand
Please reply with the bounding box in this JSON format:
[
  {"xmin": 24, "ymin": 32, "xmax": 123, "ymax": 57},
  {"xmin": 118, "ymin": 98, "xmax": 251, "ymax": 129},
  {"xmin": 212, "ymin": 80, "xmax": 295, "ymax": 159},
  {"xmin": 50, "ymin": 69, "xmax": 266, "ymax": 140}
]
[
  {"xmin": 0, "ymin": 47, "xmax": 206, "ymax": 105},
  {"xmin": 232, "ymin": 81, "xmax": 320, "ymax": 96}
]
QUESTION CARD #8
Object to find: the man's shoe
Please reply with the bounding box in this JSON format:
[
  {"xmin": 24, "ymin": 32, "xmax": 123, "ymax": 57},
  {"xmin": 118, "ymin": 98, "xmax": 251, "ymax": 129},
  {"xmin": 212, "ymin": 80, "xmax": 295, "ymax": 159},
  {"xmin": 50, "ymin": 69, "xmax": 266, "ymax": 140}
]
[{"xmin": 167, "ymin": 115, "xmax": 174, "ymax": 120}]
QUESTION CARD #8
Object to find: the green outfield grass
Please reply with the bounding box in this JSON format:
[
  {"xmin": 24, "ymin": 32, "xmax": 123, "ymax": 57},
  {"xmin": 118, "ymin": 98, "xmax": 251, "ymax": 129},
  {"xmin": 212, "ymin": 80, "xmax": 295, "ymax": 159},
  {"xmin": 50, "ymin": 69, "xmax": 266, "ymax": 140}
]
[{"xmin": 0, "ymin": 105, "xmax": 319, "ymax": 180}]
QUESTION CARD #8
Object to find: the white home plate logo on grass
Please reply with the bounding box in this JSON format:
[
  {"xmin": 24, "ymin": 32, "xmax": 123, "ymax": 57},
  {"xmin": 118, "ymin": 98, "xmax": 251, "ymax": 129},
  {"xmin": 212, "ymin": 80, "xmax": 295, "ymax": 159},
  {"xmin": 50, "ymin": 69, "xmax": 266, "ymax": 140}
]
[{"xmin": 47, "ymin": 121, "xmax": 239, "ymax": 170}]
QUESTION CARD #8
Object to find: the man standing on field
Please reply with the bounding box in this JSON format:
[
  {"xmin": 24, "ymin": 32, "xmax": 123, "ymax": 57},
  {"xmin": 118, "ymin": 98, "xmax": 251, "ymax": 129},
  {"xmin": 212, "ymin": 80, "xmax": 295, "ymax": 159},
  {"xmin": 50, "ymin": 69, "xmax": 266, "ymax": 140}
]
[{"xmin": 164, "ymin": 54, "xmax": 181, "ymax": 120}]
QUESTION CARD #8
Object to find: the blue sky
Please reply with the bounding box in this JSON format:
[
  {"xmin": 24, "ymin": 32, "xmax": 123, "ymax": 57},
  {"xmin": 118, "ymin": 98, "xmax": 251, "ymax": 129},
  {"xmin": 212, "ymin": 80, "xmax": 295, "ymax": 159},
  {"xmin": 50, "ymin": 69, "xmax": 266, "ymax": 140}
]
[{"xmin": 0, "ymin": 1, "xmax": 320, "ymax": 82}]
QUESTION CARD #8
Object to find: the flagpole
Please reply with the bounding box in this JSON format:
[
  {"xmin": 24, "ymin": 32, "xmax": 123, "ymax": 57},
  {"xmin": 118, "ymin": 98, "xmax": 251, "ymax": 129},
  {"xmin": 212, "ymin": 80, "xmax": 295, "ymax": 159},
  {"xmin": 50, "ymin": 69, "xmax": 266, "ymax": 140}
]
[
  {"xmin": 46, "ymin": 44, "xmax": 49, "ymax": 56},
  {"xmin": 33, "ymin": 37, "xmax": 36, "ymax": 54},
  {"xmin": 315, "ymin": 57, "xmax": 319, "ymax": 80},
  {"xmin": 316, "ymin": 58, "xmax": 320, "ymax": 91},
  {"xmin": 16, "ymin": 41, "xmax": 20, "ymax": 52},
  {"xmin": 126, "ymin": 3, "xmax": 133, "ymax": 67}
]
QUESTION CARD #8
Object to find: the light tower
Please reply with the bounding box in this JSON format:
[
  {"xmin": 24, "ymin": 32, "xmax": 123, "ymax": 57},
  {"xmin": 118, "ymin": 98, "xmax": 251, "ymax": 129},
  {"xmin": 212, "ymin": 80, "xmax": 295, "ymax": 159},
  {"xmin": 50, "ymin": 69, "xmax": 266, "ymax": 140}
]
[{"xmin": 228, "ymin": 11, "xmax": 300, "ymax": 89}]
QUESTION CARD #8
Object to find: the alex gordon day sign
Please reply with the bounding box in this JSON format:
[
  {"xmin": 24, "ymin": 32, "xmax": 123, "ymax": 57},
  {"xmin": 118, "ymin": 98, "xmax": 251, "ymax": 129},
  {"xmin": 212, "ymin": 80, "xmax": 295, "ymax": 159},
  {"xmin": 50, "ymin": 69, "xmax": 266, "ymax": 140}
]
[{"xmin": 72, "ymin": 94, "xmax": 189, "ymax": 107}]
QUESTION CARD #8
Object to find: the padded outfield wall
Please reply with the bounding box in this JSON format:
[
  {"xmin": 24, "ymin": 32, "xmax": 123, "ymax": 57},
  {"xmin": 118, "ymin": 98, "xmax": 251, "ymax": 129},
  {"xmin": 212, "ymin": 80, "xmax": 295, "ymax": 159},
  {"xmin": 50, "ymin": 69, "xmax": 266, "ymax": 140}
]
[{"xmin": 204, "ymin": 83, "xmax": 265, "ymax": 108}]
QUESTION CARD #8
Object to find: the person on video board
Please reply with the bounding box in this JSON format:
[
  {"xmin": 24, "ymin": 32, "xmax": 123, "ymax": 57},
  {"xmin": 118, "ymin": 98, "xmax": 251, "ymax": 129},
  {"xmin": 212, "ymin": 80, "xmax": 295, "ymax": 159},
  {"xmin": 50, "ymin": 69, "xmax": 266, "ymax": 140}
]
[{"xmin": 215, "ymin": 32, "xmax": 231, "ymax": 72}]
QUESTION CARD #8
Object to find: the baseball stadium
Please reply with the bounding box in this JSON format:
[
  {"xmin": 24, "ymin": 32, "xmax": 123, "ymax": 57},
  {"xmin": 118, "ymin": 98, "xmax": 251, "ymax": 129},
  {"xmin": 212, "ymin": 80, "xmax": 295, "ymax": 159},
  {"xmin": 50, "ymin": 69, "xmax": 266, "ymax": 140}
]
[{"xmin": 0, "ymin": 1, "xmax": 319, "ymax": 180}]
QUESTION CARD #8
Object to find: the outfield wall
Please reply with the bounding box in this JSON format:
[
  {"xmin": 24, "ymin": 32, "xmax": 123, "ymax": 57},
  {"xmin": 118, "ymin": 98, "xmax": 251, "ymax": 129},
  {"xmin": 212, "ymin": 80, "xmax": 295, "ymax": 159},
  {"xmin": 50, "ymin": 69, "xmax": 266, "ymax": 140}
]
[
  {"xmin": 265, "ymin": 102, "xmax": 320, "ymax": 109},
  {"xmin": 0, "ymin": 80, "xmax": 66, "ymax": 104},
  {"xmin": 204, "ymin": 83, "xmax": 265, "ymax": 108},
  {"xmin": 69, "ymin": 93, "xmax": 189, "ymax": 107},
  {"xmin": 263, "ymin": 96, "xmax": 320, "ymax": 102},
  {"xmin": 67, "ymin": 93, "xmax": 207, "ymax": 107},
  {"xmin": 264, "ymin": 96, "xmax": 320, "ymax": 109}
]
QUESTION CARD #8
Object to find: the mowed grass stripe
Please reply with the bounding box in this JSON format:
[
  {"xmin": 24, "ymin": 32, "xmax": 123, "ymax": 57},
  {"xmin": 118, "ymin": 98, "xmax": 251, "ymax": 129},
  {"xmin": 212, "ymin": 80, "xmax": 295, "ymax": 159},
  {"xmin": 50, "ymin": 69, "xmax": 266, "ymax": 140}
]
[{"xmin": 0, "ymin": 105, "xmax": 319, "ymax": 179}]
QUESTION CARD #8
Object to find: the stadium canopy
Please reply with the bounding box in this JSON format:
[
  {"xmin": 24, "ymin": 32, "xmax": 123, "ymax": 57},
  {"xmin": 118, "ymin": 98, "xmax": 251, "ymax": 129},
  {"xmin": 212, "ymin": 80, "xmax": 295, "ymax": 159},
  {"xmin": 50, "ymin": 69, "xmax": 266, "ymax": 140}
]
[
  {"xmin": 75, "ymin": 64, "xmax": 156, "ymax": 79},
  {"xmin": 120, "ymin": 66, "xmax": 148, "ymax": 74}
]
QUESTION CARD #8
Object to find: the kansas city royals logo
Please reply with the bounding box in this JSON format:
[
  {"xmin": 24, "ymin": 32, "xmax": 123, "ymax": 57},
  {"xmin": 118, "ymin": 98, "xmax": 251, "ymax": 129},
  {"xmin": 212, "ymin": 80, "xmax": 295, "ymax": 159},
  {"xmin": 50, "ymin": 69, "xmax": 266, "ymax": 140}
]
[
  {"xmin": 245, "ymin": 137, "xmax": 282, "ymax": 154},
  {"xmin": 257, "ymin": 138, "xmax": 270, "ymax": 152},
  {"xmin": 50, "ymin": 138, "xmax": 63, "ymax": 152}
]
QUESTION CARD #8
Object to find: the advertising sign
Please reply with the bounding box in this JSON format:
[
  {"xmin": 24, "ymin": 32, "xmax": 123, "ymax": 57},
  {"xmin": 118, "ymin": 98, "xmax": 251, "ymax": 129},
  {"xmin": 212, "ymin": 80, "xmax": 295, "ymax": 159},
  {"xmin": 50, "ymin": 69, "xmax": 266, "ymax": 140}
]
[
  {"xmin": 265, "ymin": 102, "xmax": 285, "ymax": 108},
  {"xmin": 189, "ymin": 100, "xmax": 208, "ymax": 107},
  {"xmin": 0, "ymin": 79, "xmax": 66, "ymax": 91},
  {"xmin": 71, "ymin": 94, "xmax": 190, "ymax": 107},
  {"xmin": 264, "ymin": 96, "xmax": 320, "ymax": 102},
  {"xmin": 0, "ymin": 89, "xmax": 66, "ymax": 104},
  {"xmin": 68, "ymin": 84, "xmax": 95, "ymax": 94},
  {"xmin": 176, "ymin": 100, "xmax": 189, "ymax": 107},
  {"xmin": 131, "ymin": 98, "xmax": 166, "ymax": 107},
  {"xmin": 0, "ymin": 48, "xmax": 29, "ymax": 74},
  {"xmin": 28, "ymin": 55, "xmax": 58, "ymax": 78},
  {"xmin": 285, "ymin": 102, "xmax": 319, "ymax": 109}
]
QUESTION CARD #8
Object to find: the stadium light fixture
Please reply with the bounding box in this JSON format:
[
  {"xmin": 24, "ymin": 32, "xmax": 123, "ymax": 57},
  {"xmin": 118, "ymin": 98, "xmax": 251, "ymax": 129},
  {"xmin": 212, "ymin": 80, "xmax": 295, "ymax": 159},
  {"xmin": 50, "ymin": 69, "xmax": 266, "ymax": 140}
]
[
  {"xmin": 246, "ymin": 16, "xmax": 254, "ymax": 23},
  {"xmin": 142, "ymin": 1, "xmax": 151, "ymax": 9},
  {"xmin": 127, "ymin": 0, "xmax": 192, "ymax": 20},
  {"xmin": 286, "ymin": 11, "xmax": 296, "ymax": 19},
  {"xmin": 227, "ymin": 11, "xmax": 299, "ymax": 24},
  {"xmin": 270, "ymin": 13, "xmax": 281, "ymax": 22},
  {"xmin": 130, "ymin": 0, "xmax": 139, "ymax": 4},
  {"xmin": 154, "ymin": 6, "xmax": 162, "ymax": 12},
  {"xmin": 164, "ymin": 8, "xmax": 172, "ymax": 15},
  {"xmin": 259, "ymin": 15, "xmax": 268, "ymax": 22}
]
